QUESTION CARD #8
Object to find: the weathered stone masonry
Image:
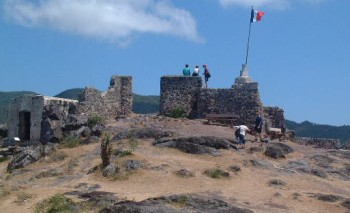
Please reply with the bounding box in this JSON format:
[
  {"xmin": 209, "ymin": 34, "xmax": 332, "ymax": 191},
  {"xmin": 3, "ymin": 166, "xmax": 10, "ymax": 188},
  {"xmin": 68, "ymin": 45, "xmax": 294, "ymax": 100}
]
[
  {"xmin": 160, "ymin": 75, "xmax": 284, "ymax": 129},
  {"xmin": 160, "ymin": 76, "xmax": 202, "ymax": 118},
  {"xmin": 78, "ymin": 75, "xmax": 133, "ymax": 118},
  {"xmin": 7, "ymin": 75, "xmax": 132, "ymax": 143},
  {"xmin": 7, "ymin": 96, "xmax": 78, "ymax": 142}
]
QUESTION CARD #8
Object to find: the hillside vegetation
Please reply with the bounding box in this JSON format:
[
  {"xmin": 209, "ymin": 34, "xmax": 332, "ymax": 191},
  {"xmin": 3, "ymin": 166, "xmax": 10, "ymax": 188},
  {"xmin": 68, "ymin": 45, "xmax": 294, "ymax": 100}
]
[
  {"xmin": 54, "ymin": 88, "xmax": 84, "ymax": 100},
  {"xmin": 285, "ymin": 120, "xmax": 350, "ymax": 143},
  {"xmin": 1, "ymin": 90, "xmax": 349, "ymax": 143}
]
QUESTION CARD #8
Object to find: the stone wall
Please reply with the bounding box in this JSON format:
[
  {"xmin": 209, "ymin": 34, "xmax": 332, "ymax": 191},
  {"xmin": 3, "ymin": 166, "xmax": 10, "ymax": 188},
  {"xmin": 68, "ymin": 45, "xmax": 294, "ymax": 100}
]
[
  {"xmin": 8, "ymin": 96, "xmax": 44, "ymax": 141},
  {"xmin": 160, "ymin": 76, "xmax": 202, "ymax": 118},
  {"xmin": 197, "ymin": 83, "xmax": 263, "ymax": 127},
  {"xmin": 78, "ymin": 75, "xmax": 133, "ymax": 118},
  {"xmin": 159, "ymin": 76, "xmax": 271, "ymax": 128},
  {"xmin": 7, "ymin": 96, "xmax": 77, "ymax": 142},
  {"xmin": 40, "ymin": 97, "xmax": 78, "ymax": 143},
  {"xmin": 294, "ymin": 137, "xmax": 341, "ymax": 149},
  {"xmin": 7, "ymin": 75, "xmax": 132, "ymax": 144},
  {"xmin": 264, "ymin": 107, "xmax": 285, "ymax": 128}
]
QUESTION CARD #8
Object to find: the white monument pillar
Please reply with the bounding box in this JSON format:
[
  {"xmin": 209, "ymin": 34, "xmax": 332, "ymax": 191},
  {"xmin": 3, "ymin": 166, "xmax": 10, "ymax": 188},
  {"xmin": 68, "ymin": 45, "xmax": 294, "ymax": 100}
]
[{"xmin": 233, "ymin": 64, "xmax": 253, "ymax": 86}]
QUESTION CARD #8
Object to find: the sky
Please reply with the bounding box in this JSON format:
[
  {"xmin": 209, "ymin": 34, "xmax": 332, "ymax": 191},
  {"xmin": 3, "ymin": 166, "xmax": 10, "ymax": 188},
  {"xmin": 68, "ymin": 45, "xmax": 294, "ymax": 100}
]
[{"xmin": 0, "ymin": 0, "xmax": 349, "ymax": 126}]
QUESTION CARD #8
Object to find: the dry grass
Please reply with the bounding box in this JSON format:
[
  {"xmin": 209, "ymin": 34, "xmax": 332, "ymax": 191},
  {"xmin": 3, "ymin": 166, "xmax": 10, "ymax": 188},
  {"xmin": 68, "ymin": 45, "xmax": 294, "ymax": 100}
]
[{"xmin": 0, "ymin": 116, "xmax": 349, "ymax": 213}]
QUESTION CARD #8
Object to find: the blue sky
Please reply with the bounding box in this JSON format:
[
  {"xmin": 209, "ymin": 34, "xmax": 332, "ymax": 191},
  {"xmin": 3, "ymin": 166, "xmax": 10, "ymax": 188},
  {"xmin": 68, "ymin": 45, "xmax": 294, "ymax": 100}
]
[{"xmin": 0, "ymin": 0, "xmax": 349, "ymax": 126}]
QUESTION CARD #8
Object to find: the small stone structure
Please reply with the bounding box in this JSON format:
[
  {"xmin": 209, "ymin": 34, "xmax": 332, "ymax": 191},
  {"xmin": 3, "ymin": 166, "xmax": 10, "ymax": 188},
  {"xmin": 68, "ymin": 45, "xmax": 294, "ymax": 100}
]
[
  {"xmin": 160, "ymin": 65, "xmax": 284, "ymax": 128},
  {"xmin": 7, "ymin": 75, "xmax": 132, "ymax": 143}
]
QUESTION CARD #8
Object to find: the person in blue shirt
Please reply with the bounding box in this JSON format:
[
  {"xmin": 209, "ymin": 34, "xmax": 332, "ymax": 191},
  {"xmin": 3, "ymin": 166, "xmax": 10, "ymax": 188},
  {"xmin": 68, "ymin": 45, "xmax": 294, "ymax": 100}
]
[{"xmin": 183, "ymin": 64, "xmax": 191, "ymax": 76}]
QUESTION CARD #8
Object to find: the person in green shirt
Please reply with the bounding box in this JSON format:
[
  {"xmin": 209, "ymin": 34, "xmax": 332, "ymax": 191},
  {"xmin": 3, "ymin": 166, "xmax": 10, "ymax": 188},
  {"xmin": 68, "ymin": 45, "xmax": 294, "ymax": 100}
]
[{"xmin": 183, "ymin": 64, "xmax": 191, "ymax": 76}]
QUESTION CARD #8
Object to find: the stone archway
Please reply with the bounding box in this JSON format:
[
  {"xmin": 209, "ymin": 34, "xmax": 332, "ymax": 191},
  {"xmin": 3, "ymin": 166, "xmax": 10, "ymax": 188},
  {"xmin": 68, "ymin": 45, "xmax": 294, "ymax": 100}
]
[{"xmin": 19, "ymin": 111, "xmax": 31, "ymax": 141}]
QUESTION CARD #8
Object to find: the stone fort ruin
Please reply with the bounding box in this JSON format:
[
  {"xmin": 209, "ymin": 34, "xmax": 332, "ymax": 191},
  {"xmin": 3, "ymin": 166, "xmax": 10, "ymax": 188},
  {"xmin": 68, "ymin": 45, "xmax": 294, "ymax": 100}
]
[
  {"xmin": 7, "ymin": 75, "xmax": 132, "ymax": 143},
  {"xmin": 7, "ymin": 67, "xmax": 284, "ymax": 144},
  {"xmin": 160, "ymin": 64, "xmax": 285, "ymax": 129}
]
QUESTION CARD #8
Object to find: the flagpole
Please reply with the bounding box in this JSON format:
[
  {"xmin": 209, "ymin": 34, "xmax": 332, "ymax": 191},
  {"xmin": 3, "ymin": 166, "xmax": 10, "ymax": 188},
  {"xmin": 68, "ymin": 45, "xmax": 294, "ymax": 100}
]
[{"xmin": 245, "ymin": 6, "xmax": 253, "ymax": 65}]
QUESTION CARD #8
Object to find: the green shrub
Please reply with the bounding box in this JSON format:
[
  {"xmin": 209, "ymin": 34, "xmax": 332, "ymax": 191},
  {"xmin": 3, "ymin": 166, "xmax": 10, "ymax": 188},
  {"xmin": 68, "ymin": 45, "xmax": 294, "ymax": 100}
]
[
  {"xmin": 128, "ymin": 137, "xmax": 139, "ymax": 151},
  {"xmin": 101, "ymin": 134, "xmax": 112, "ymax": 168},
  {"xmin": 169, "ymin": 106, "xmax": 187, "ymax": 118},
  {"xmin": 204, "ymin": 166, "xmax": 230, "ymax": 179},
  {"xmin": 60, "ymin": 137, "xmax": 81, "ymax": 148},
  {"xmin": 35, "ymin": 194, "xmax": 77, "ymax": 213},
  {"xmin": 87, "ymin": 115, "xmax": 105, "ymax": 128},
  {"xmin": 0, "ymin": 155, "xmax": 9, "ymax": 163},
  {"xmin": 117, "ymin": 150, "xmax": 133, "ymax": 158}
]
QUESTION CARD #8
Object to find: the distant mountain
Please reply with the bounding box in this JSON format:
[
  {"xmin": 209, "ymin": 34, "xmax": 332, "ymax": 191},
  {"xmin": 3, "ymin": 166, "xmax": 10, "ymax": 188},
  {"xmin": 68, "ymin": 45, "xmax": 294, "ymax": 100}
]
[
  {"xmin": 285, "ymin": 120, "xmax": 350, "ymax": 144},
  {"xmin": 0, "ymin": 91, "xmax": 38, "ymax": 123},
  {"xmin": 54, "ymin": 88, "xmax": 84, "ymax": 100},
  {"xmin": 132, "ymin": 94, "xmax": 159, "ymax": 114}
]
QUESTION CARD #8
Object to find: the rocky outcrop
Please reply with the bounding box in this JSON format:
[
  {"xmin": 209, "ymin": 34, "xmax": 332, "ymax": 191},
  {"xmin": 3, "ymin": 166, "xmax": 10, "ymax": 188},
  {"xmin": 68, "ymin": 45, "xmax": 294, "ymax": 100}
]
[
  {"xmin": 153, "ymin": 136, "xmax": 237, "ymax": 156},
  {"xmin": 113, "ymin": 127, "xmax": 174, "ymax": 140},
  {"xmin": 101, "ymin": 194, "xmax": 254, "ymax": 213},
  {"xmin": 294, "ymin": 137, "xmax": 341, "ymax": 149},
  {"xmin": 264, "ymin": 143, "xmax": 294, "ymax": 159},
  {"xmin": 7, "ymin": 143, "xmax": 55, "ymax": 172}
]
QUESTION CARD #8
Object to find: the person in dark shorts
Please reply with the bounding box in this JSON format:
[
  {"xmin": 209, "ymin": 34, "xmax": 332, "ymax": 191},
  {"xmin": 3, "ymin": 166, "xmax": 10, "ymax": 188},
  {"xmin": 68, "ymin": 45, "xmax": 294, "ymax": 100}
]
[
  {"xmin": 203, "ymin": 64, "xmax": 211, "ymax": 88},
  {"xmin": 234, "ymin": 125, "xmax": 250, "ymax": 149},
  {"xmin": 280, "ymin": 122, "xmax": 286, "ymax": 141},
  {"xmin": 254, "ymin": 115, "xmax": 263, "ymax": 142}
]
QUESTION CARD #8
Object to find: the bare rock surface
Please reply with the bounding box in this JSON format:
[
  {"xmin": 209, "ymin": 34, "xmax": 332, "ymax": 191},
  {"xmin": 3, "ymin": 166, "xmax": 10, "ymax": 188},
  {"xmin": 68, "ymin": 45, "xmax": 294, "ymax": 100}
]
[
  {"xmin": 153, "ymin": 136, "xmax": 237, "ymax": 156},
  {"xmin": 101, "ymin": 194, "xmax": 254, "ymax": 213}
]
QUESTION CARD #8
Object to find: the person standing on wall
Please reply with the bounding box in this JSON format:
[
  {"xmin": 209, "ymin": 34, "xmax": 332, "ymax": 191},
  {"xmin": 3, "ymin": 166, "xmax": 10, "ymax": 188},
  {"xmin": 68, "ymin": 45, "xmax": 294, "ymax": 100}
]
[
  {"xmin": 234, "ymin": 124, "xmax": 250, "ymax": 149},
  {"xmin": 203, "ymin": 64, "xmax": 211, "ymax": 88},
  {"xmin": 192, "ymin": 65, "xmax": 200, "ymax": 76},
  {"xmin": 183, "ymin": 64, "xmax": 191, "ymax": 76}
]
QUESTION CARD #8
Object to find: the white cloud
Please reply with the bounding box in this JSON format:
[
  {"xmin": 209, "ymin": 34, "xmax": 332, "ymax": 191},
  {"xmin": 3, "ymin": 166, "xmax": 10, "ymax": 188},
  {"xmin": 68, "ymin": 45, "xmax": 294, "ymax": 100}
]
[
  {"xmin": 3, "ymin": 0, "xmax": 203, "ymax": 45},
  {"xmin": 218, "ymin": 0, "xmax": 325, "ymax": 9}
]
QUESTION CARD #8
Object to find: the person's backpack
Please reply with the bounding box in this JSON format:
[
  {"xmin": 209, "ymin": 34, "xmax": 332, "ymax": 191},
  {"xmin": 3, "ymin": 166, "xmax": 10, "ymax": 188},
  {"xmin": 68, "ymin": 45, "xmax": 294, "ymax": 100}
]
[{"xmin": 235, "ymin": 127, "xmax": 240, "ymax": 138}]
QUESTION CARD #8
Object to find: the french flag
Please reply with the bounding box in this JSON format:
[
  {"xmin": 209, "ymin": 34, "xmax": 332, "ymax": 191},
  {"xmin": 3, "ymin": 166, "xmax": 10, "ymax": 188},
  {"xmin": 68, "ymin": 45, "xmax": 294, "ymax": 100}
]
[{"xmin": 250, "ymin": 9, "xmax": 265, "ymax": 23}]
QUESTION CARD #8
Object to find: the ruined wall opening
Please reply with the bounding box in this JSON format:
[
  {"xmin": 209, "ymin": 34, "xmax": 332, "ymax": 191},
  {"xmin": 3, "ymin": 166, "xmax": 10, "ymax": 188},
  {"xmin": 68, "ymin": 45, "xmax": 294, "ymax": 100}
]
[{"xmin": 19, "ymin": 111, "xmax": 31, "ymax": 141}]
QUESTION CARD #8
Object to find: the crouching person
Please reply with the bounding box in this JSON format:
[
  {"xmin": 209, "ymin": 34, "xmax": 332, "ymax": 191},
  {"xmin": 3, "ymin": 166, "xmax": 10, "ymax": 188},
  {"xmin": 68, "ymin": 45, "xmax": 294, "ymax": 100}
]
[{"xmin": 234, "ymin": 125, "xmax": 250, "ymax": 149}]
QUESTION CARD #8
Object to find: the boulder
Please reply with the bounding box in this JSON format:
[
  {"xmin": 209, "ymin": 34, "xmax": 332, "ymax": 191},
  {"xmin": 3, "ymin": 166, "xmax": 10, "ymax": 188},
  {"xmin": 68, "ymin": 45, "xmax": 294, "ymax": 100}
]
[
  {"xmin": 63, "ymin": 114, "xmax": 88, "ymax": 131},
  {"xmin": 103, "ymin": 164, "xmax": 118, "ymax": 177},
  {"xmin": 264, "ymin": 146, "xmax": 285, "ymax": 159},
  {"xmin": 100, "ymin": 194, "xmax": 254, "ymax": 213},
  {"xmin": 91, "ymin": 124, "xmax": 104, "ymax": 137},
  {"xmin": 268, "ymin": 179, "xmax": 287, "ymax": 186},
  {"xmin": 176, "ymin": 169, "xmax": 194, "ymax": 178},
  {"xmin": 0, "ymin": 124, "xmax": 8, "ymax": 138},
  {"xmin": 311, "ymin": 168, "xmax": 327, "ymax": 178},
  {"xmin": 124, "ymin": 160, "xmax": 141, "ymax": 171},
  {"xmin": 7, "ymin": 143, "xmax": 55, "ymax": 172},
  {"xmin": 280, "ymin": 160, "xmax": 311, "ymax": 174},
  {"xmin": 341, "ymin": 199, "xmax": 350, "ymax": 209},
  {"xmin": 264, "ymin": 143, "xmax": 293, "ymax": 159},
  {"xmin": 113, "ymin": 127, "xmax": 174, "ymax": 141},
  {"xmin": 40, "ymin": 118, "xmax": 63, "ymax": 143},
  {"xmin": 7, "ymin": 146, "xmax": 41, "ymax": 172},
  {"xmin": 153, "ymin": 136, "xmax": 237, "ymax": 156}
]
